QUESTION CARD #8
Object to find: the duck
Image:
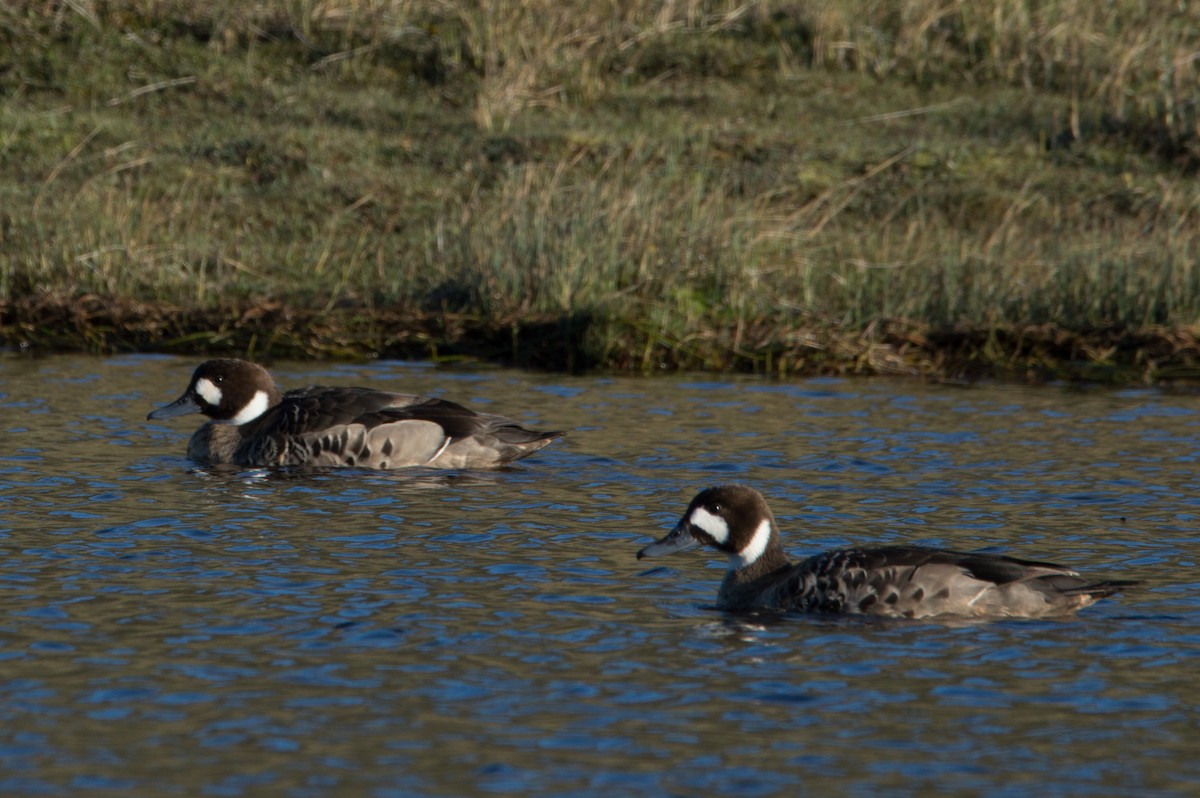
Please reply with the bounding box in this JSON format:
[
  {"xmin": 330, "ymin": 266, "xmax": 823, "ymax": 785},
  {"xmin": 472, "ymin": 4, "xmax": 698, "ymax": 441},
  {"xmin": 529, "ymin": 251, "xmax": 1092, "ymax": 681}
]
[
  {"xmin": 637, "ymin": 484, "xmax": 1139, "ymax": 619},
  {"xmin": 147, "ymin": 359, "xmax": 564, "ymax": 469}
]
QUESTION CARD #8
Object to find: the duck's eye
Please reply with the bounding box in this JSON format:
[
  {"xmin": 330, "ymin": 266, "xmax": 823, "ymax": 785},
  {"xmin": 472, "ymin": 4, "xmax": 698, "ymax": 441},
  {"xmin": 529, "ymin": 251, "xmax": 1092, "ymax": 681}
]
[{"xmin": 710, "ymin": 503, "xmax": 722, "ymax": 513}]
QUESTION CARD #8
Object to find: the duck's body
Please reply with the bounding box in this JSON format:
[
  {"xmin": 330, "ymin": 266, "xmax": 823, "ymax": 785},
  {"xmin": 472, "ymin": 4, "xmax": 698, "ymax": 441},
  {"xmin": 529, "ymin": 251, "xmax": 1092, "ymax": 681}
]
[
  {"xmin": 638, "ymin": 484, "xmax": 1138, "ymax": 620},
  {"xmin": 148, "ymin": 359, "xmax": 563, "ymax": 470}
]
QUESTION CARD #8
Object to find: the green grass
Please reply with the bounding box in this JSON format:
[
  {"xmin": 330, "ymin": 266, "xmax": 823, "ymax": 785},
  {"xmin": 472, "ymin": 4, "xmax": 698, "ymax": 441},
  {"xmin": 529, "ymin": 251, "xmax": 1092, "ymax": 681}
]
[{"xmin": 2, "ymin": 1, "xmax": 1199, "ymax": 379}]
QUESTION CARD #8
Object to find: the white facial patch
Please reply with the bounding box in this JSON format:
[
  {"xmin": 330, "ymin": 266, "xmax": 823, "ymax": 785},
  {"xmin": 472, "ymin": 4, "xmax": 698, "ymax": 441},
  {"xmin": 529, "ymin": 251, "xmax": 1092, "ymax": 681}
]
[
  {"xmin": 229, "ymin": 389, "xmax": 270, "ymax": 425},
  {"xmin": 195, "ymin": 377, "xmax": 223, "ymax": 407},
  {"xmin": 689, "ymin": 506, "xmax": 730, "ymax": 544},
  {"xmin": 729, "ymin": 518, "xmax": 773, "ymax": 571}
]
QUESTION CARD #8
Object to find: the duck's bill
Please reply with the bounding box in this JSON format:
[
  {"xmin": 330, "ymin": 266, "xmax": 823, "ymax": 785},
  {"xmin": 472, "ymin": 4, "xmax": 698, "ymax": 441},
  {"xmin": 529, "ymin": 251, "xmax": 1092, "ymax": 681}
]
[
  {"xmin": 147, "ymin": 393, "xmax": 200, "ymax": 421},
  {"xmin": 637, "ymin": 521, "xmax": 702, "ymax": 560}
]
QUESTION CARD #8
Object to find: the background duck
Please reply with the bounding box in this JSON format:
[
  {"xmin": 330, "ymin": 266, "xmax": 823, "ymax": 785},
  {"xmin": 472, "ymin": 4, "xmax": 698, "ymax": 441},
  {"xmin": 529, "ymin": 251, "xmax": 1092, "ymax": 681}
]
[
  {"xmin": 638, "ymin": 484, "xmax": 1139, "ymax": 619},
  {"xmin": 147, "ymin": 359, "xmax": 563, "ymax": 469}
]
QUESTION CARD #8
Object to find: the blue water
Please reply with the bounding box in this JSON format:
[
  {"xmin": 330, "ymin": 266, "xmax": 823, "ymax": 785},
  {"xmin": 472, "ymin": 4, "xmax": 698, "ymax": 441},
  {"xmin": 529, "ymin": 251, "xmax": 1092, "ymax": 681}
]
[{"xmin": 1, "ymin": 354, "xmax": 1198, "ymax": 796}]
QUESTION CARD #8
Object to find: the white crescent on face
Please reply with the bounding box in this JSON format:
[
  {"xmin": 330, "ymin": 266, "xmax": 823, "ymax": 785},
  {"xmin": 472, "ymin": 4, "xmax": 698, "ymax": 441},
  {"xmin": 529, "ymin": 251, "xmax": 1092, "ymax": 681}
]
[
  {"xmin": 689, "ymin": 506, "xmax": 729, "ymax": 543},
  {"xmin": 195, "ymin": 377, "xmax": 223, "ymax": 407}
]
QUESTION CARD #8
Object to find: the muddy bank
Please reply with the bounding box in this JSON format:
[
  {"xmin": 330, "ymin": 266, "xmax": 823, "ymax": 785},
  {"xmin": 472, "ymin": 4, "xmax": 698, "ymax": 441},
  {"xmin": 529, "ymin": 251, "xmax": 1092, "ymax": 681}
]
[{"xmin": 3, "ymin": 294, "xmax": 1199, "ymax": 384}]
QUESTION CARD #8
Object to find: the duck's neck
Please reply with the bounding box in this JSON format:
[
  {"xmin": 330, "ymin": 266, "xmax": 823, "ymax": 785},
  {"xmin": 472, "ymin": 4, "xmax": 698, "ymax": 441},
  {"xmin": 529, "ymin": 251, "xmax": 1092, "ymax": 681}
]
[{"xmin": 717, "ymin": 536, "xmax": 792, "ymax": 610}]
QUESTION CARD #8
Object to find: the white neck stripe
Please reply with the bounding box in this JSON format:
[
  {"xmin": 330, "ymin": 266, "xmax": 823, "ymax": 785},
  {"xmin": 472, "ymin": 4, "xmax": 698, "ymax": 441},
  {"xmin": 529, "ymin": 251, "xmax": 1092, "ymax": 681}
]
[
  {"xmin": 229, "ymin": 390, "xmax": 271, "ymax": 425},
  {"xmin": 690, "ymin": 506, "xmax": 729, "ymax": 543},
  {"xmin": 729, "ymin": 518, "xmax": 772, "ymax": 571}
]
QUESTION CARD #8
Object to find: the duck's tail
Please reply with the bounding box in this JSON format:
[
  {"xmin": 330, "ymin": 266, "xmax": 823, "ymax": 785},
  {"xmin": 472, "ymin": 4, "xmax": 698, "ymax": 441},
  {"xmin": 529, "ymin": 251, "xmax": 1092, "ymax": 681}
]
[{"xmin": 1058, "ymin": 578, "xmax": 1142, "ymax": 600}]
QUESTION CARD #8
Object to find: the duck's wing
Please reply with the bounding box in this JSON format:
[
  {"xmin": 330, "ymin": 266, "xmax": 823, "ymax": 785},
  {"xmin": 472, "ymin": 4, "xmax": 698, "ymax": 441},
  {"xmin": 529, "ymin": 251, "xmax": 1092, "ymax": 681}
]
[
  {"xmin": 369, "ymin": 396, "xmax": 564, "ymax": 467},
  {"xmin": 786, "ymin": 546, "xmax": 1137, "ymax": 619},
  {"xmin": 243, "ymin": 388, "xmax": 561, "ymax": 468}
]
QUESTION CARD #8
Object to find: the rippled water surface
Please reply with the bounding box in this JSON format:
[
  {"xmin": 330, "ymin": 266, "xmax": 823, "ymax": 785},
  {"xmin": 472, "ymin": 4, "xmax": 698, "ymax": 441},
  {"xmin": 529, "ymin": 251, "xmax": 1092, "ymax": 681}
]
[{"xmin": 2, "ymin": 354, "xmax": 1198, "ymax": 796}]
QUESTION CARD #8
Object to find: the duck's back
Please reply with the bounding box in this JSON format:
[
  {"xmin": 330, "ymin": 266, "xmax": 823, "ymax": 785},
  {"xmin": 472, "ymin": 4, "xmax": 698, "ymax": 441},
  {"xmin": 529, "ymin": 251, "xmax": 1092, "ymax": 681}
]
[{"xmin": 729, "ymin": 545, "xmax": 1134, "ymax": 619}]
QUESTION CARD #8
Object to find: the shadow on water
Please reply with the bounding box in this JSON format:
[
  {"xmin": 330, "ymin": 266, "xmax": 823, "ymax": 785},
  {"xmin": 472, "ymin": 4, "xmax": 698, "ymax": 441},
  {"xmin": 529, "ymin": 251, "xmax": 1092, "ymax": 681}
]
[
  {"xmin": 1, "ymin": 353, "xmax": 1198, "ymax": 796},
  {"xmin": 181, "ymin": 462, "xmax": 511, "ymax": 490}
]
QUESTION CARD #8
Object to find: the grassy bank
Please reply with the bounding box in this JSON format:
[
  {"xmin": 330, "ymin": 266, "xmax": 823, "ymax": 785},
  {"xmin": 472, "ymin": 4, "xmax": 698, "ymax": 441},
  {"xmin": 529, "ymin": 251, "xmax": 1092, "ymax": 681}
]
[{"xmin": 3, "ymin": 1, "xmax": 1200, "ymax": 380}]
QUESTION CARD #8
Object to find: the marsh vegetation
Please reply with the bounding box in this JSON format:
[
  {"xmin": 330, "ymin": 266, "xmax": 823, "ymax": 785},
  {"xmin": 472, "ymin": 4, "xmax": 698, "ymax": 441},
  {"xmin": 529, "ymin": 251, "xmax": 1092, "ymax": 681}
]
[{"xmin": 3, "ymin": 1, "xmax": 1199, "ymax": 379}]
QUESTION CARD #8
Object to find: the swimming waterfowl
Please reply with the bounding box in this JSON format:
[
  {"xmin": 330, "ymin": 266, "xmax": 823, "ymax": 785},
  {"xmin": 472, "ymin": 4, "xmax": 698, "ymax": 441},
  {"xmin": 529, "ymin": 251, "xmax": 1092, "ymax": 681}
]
[
  {"xmin": 638, "ymin": 484, "xmax": 1138, "ymax": 619},
  {"xmin": 147, "ymin": 359, "xmax": 564, "ymax": 469}
]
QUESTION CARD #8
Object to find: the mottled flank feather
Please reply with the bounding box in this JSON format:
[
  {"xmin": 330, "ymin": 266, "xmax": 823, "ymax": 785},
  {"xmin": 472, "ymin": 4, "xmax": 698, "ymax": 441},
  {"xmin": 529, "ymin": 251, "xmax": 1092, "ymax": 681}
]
[
  {"xmin": 149, "ymin": 359, "xmax": 563, "ymax": 470},
  {"xmin": 638, "ymin": 484, "xmax": 1139, "ymax": 620}
]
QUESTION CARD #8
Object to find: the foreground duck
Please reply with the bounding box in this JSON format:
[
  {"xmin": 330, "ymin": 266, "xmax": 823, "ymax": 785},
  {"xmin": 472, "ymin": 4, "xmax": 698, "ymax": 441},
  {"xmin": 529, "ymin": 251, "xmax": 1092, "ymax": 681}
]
[
  {"xmin": 638, "ymin": 484, "xmax": 1139, "ymax": 619},
  {"xmin": 147, "ymin": 359, "xmax": 563, "ymax": 469}
]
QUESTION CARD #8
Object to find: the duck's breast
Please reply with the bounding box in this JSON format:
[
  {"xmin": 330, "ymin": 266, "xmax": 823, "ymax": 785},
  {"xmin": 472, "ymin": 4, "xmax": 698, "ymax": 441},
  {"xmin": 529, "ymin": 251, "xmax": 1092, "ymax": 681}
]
[{"xmin": 186, "ymin": 423, "xmax": 240, "ymax": 465}]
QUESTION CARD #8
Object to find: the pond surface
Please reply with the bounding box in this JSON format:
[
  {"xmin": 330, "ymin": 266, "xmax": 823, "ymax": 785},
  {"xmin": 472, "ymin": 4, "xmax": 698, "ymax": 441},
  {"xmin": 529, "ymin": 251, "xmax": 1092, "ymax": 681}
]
[{"xmin": 1, "ymin": 354, "xmax": 1198, "ymax": 797}]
